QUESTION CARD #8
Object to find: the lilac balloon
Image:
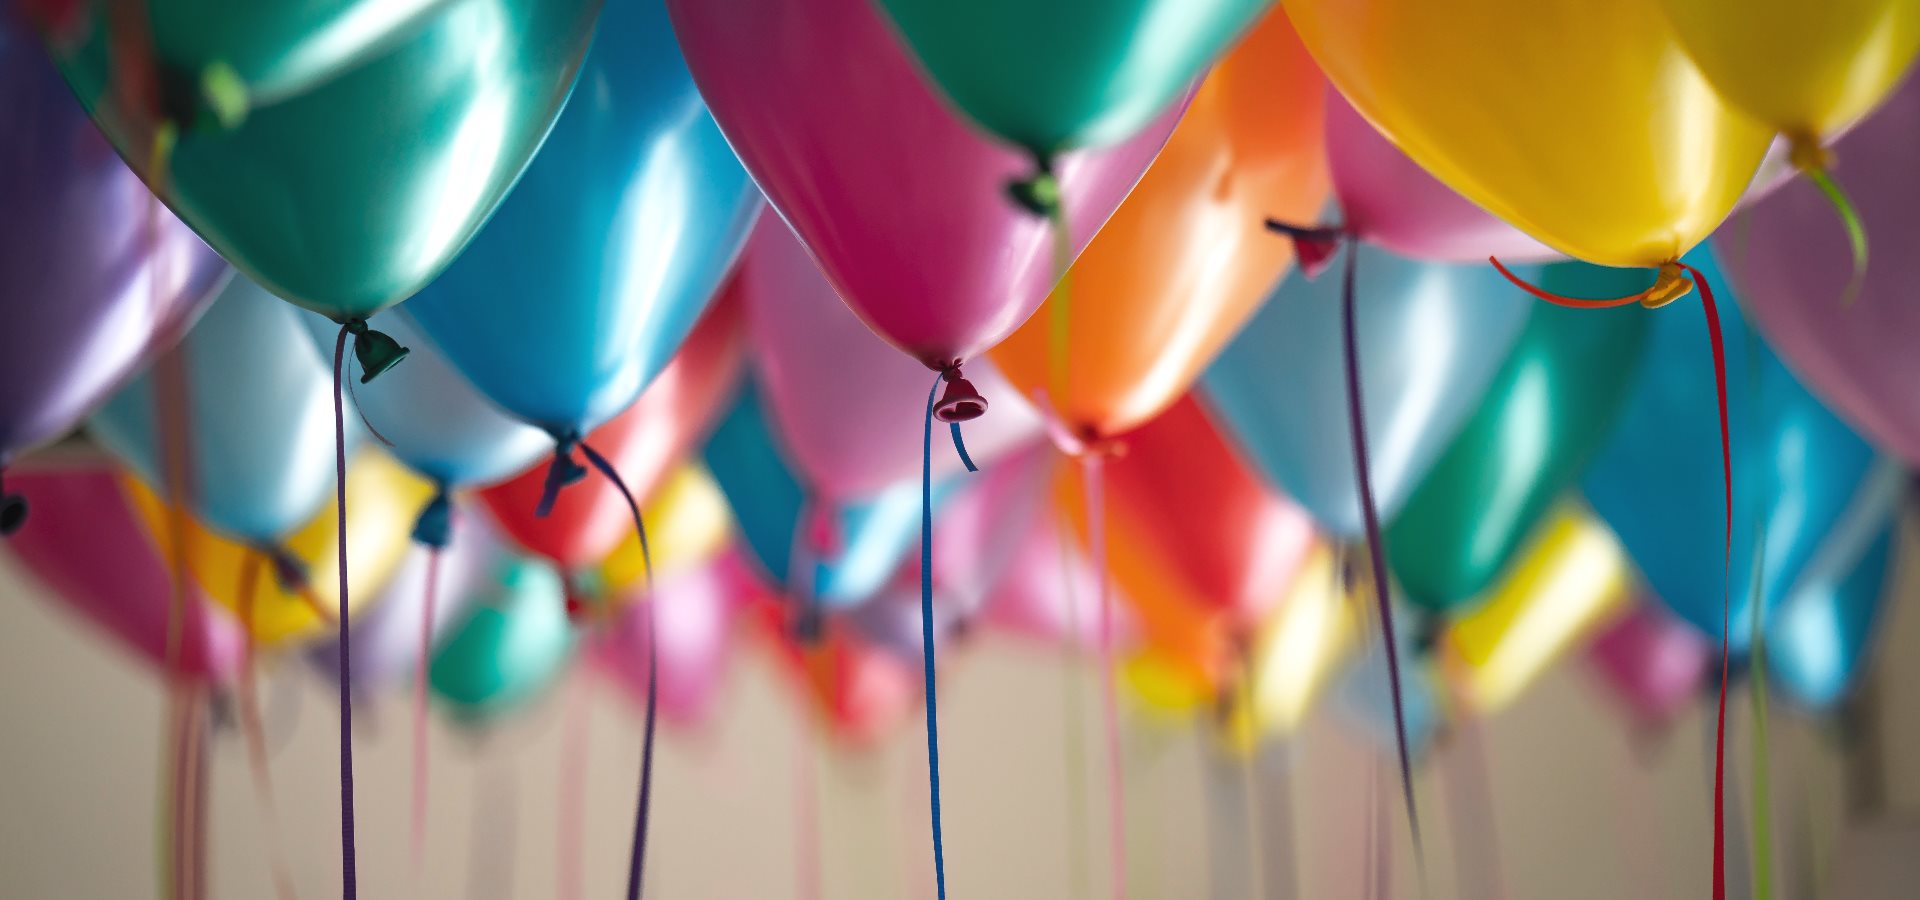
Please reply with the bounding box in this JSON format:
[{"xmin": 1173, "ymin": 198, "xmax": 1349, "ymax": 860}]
[
  {"xmin": 589, "ymin": 551, "xmax": 752, "ymax": 728},
  {"xmin": 1585, "ymin": 603, "xmax": 1711, "ymax": 731},
  {"xmin": 1722, "ymin": 74, "xmax": 1920, "ymax": 466},
  {"xmin": 306, "ymin": 504, "xmax": 501, "ymax": 690},
  {"xmin": 740, "ymin": 217, "xmax": 1043, "ymax": 501},
  {"xmin": 0, "ymin": 28, "xmax": 226, "ymax": 476}
]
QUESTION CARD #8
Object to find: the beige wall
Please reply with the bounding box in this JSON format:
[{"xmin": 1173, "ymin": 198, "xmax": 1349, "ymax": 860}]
[{"xmin": 2, "ymin": 523, "xmax": 1916, "ymax": 899}]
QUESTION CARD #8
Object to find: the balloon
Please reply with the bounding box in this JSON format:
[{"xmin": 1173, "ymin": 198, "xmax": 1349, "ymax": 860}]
[
  {"xmin": 596, "ymin": 466, "xmax": 733, "ymax": 597},
  {"xmin": 739, "ymin": 218, "xmax": 1041, "ymax": 500},
  {"xmin": 668, "ymin": 0, "xmax": 1181, "ymax": 372},
  {"xmin": 874, "ymin": 0, "xmax": 1265, "ymax": 157},
  {"xmin": 988, "ymin": 8, "xmax": 1330, "ymax": 439},
  {"xmin": 1581, "ymin": 250, "xmax": 1892, "ymax": 653},
  {"xmin": 479, "ymin": 297, "xmax": 745, "ymax": 569},
  {"xmin": 1334, "ymin": 612, "xmax": 1441, "ymax": 759},
  {"xmin": 1443, "ymin": 505, "xmax": 1633, "ymax": 713},
  {"xmin": 1202, "ymin": 245, "xmax": 1533, "ymax": 537},
  {"xmin": 1725, "ymin": 75, "xmax": 1920, "ymax": 466},
  {"xmin": 48, "ymin": 0, "xmax": 600, "ymax": 320},
  {"xmin": 1586, "ymin": 602, "xmax": 1713, "ymax": 731},
  {"xmin": 1, "ymin": 456, "xmax": 241, "ymax": 680},
  {"xmin": 1324, "ymin": 93, "xmax": 1558, "ymax": 264},
  {"xmin": 0, "ymin": 24, "xmax": 226, "ymax": 525},
  {"xmin": 1658, "ymin": 0, "xmax": 1920, "ymax": 143},
  {"xmin": 1386, "ymin": 296, "xmax": 1650, "ymax": 614},
  {"xmin": 1764, "ymin": 459, "xmax": 1903, "ymax": 708},
  {"xmin": 1219, "ymin": 544, "xmax": 1360, "ymax": 748},
  {"xmin": 400, "ymin": 0, "xmax": 760, "ymax": 435},
  {"xmin": 751, "ymin": 597, "xmax": 919, "ymax": 747},
  {"xmin": 306, "ymin": 502, "xmax": 505, "ymax": 690},
  {"xmin": 429, "ymin": 556, "xmax": 575, "ymax": 721},
  {"xmin": 122, "ymin": 452, "xmax": 434, "ymax": 646},
  {"xmin": 89, "ymin": 275, "xmax": 342, "ymax": 545},
  {"xmin": 295, "ymin": 311, "xmax": 549, "ymax": 496},
  {"xmin": 591, "ymin": 550, "xmax": 760, "ymax": 727},
  {"xmin": 1286, "ymin": 0, "xmax": 1771, "ymax": 266},
  {"xmin": 701, "ymin": 383, "xmax": 960, "ymax": 609}
]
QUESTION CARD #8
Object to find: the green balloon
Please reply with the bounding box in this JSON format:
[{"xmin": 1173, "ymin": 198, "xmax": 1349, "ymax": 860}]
[
  {"xmin": 430, "ymin": 559, "xmax": 575, "ymax": 720},
  {"xmin": 876, "ymin": 0, "xmax": 1270, "ymax": 156},
  {"xmin": 51, "ymin": 0, "xmax": 602, "ymax": 319},
  {"xmin": 1385, "ymin": 265, "xmax": 1654, "ymax": 614}
]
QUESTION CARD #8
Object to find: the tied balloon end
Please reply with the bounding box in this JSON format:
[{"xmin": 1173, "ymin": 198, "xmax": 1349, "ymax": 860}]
[
  {"xmin": 411, "ymin": 490, "xmax": 453, "ymax": 549},
  {"xmin": 1006, "ymin": 154, "xmax": 1061, "ymax": 219},
  {"xmin": 535, "ymin": 435, "xmax": 588, "ymax": 519},
  {"xmin": 1264, "ymin": 219, "xmax": 1345, "ymax": 280},
  {"xmin": 343, "ymin": 319, "xmax": 409, "ymax": 384},
  {"xmin": 264, "ymin": 545, "xmax": 309, "ymax": 594},
  {"xmin": 933, "ymin": 366, "xmax": 987, "ymax": 424},
  {"xmin": 153, "ymin": 59, "xmax": 251, "ymax": 133},
  {"xmin": 1490, "ymin": 257, "xmax": 1691, "ymax": 309},
  {"xmin": 0, "ymin": 468, "xmax": 26, "ymax": 537},
  {"xmin": 1791, "ymin": 140, "xmax": 1869, "ymax": 306}
]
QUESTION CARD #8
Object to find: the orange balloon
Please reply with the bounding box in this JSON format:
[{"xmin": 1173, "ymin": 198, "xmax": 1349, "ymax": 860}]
[{"xmin": 989, "ymin": 7, "xmax": 1330, "ymax": 440}]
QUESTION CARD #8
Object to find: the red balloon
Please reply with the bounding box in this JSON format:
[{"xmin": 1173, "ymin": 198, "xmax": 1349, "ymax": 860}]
[
  {"xmin": 479, "ymin": 293, "xmax": 744, "ymax": 569},
  {"xmin": 750, "ymin": 592, "xmax": 918, "ymax": 748}
]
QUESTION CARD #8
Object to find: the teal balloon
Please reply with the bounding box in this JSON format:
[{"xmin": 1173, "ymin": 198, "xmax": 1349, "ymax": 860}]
[
  {"xmin": 429, "ymin": 557, "xmax": 574, "ymax": 720},
  {"xmin": 90, "ymin": 275, "xmax": 348, "ymax": 544},
  {"xmin": 1766, "ymin": 465, "xmax": 1901, "ymax": 709},
  {"xmin": 702, "ymin": 383, "xmax": 956, "ymax": 609},
  {"xmin": 1581, "ymin": 249, "xmax": 1893, "ymax": 654},
  {"xmin": 1385, "ymin": 281, "xmax": 1650, "ymax": 614},
  {"xmin": 51, "ymin": 0, "xmax": 602, "ymax": 318},
  {"xmin": 1201, "ymin": 243, "xmax": 1534, "ymax": 537},
  {"xmin": 876, "ymin": 0, "xmax": 1268, "ymax": 154},
  {"xmin": 399, "ymin": 0, "xmax": 760, "ymax": 434}
]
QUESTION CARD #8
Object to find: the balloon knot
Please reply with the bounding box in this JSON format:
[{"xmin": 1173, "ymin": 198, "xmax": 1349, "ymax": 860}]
[
  {"xmin": 411, "ymin": 489, "xmax": 453, "ymax": 549},
  {"xmin": 1264, "ymin": 218, "xmax": 1346, "ymax": 280},
  {"xmin": 792, "ymin": 603, "xmax": 826, "ymax": 645},
  {"xmin": 933, "ymin": 364, "xmax": 987, "ymax": 423},
  {"xmin": 535, "ymin": 434, "xmax": 589, "ymax": 519},
  {"xmin": 342, "ymin": 318, "xmax": 409, "ymax": 383},
  {"xmin": 1489, "ymin": 256, "xmax": 1691, "ymax": 309},
  {"xmin": 1787, "ymin": 133, "xmax": 1833, "ymax": 173},
  {"xmin": 265, "ymin": 545, "xmax": 309, "ymax": 592},
  {"xmin": 1006, "ymin": 154, "xmax": 1061, "ymax": 218},
  {"xmin": 1412, "ymin": 612, "xmax": 1448, "ymax": 657}
]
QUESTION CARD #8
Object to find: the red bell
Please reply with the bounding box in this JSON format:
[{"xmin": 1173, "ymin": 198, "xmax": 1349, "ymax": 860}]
[{"xmin": 934, "ymin": 372, "xmax": 988, "ymax": 423}]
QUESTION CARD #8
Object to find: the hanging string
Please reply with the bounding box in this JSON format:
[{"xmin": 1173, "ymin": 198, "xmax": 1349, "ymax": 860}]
[
  {"xmin": 161, "ymin": 684, "xmax": 189, "ymax": 900},
  {"xmin": 1079, "ymin": 454, "xmax": 1128, "ymax": 900},
  {"xmin": 412, "ymin": 542, "xmax": 444, "ymax": 871},
  {"xmin": 574, "ymin": 440, "xmax": 659, "ymax": 900},
  {"xmin": 330, "ymin": 324, "xmax": 360, "ymax": 900},
  {"xmin": 795, "ymin": 707, "xmax": 822, "ymax": 900},
  {"xmin": 1788, "ymin": 138, "xmax": 1868, "ymax": 305},
  {"xmin": 237, "ymin": 552, "xmax": 301, "ymax": 900},
  {"xmin": 557, "ymin": 672, "xmax": 594, "ymax": 900},
  {"xmin": 1057, "ymin": 522, "xmax": 1092, "ymax": 900},
  {"xmin": 1234, "ymin": 652, "xmax": 1267, "ymax": 900},
  {"xmin": 1442, "ymin": 711, "xmax": 1506, "ymax": 900},
  {"xmin": 1340, "ymin": 243, "xmax": 1422, "ymax": 855},
  {"xmin": 1749, "ymin": 549, "xmax": 1774, "ymax": 900}
]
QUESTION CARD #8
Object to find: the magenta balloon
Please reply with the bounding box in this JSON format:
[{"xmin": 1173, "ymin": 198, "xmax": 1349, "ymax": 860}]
[
  {"xmin": 980, "ymin": 503, "xmax": 1140, "ymax": 650},
  {"xmin": 668, "ymin": 0, "xmax": 1182, "ymax": 369},
  {"xmin": 1720, "ymin": 75, "xmax": 1920, "ymax": 466},
  {"xmin": 2, "ymin": 460, "xmax": 242, "ymax": 680},
  {"xmin": 741, "ymin": 218, "xmax": 1043, "ymax": 499},
  {"xmin": 1326, "ymin": 92, "xmax": 1558, "ymax": 263},
  {"xmin": 590, "ymin": 551, "xmax": 752, "ymax": 728},
  {"xmin": 1585, "ymin": 603, "xmax": 1710, "ymax": 731}
]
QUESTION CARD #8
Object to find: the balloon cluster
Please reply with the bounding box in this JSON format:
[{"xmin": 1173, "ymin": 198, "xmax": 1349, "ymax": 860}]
[{"xmin": 3, "ymin": 2, "xmax": 1916, "ymax": 898}]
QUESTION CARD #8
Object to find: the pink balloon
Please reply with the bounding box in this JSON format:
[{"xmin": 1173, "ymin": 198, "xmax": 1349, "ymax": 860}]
[
  {"xmin": 2, "ymin": 458, "xmax": 241, "ymax": 680},
  {"xmin": 1586, "ymin": 603, "xmax": 1711, "ymax": 730},
  {"xmin": 668, "ymin": 0, "xmax": 1183, "ymax": 371},
  {"xmin": 1326, "ymin": 92, "xmax": 1559, "ymax": 263},
  {"xmin": 1720, "ymin": 74, "xmax": 1920, "ymax": 466},
  {"xmin": 740, "ymin": 218, "xmax": 1043, "ymax": 500},
  {"xmin": 590, "ymin": 551, "xmax": 758, "ymax": 728}
]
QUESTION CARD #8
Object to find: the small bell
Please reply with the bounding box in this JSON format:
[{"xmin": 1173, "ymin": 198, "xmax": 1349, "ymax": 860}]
[
  {"xmin": 348, "ymin": 324, "xmax": 410, "ymax": 383},
  {"xmin": 1264, "ymin": 219, "xmax": 1344, "ymax": 280},
  {"xmin": 934, "ymin": 371, "xmax": 988, "ymax": 423},
  {"xmin": 535, "ymin": 439, "xmax": 589, "ymax": 518}
]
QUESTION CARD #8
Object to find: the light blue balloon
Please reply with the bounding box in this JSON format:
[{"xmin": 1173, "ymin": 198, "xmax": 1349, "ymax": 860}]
[
  {"xmin": 399, "ymin": 0, "xmax": 761, "ymax": 435},
  {"xmin": 702, "ymin": 383, "xmax": 956, "ymax": 609},
  {"xmin": 1201, "ymin": 243, "xmax": 1534, "ymax": 537},
  {"xmin": 429, "ymin": 556, "xmax": 575, "ymax": 721},
  {"xmin": 90, "ymin": 275, "xmax": 349, "ymax": 544},
  {"xmin": 1581, "ymin": 249, "xmax": 1889, "ymax": 654},
  {"xmin": 1765, "ymin": 459, "xmax": 1902, "ymax": 708},
  {"xmin": 1335, "ymin": 611, "xmax": 1439, "ymax": 760},
  {"xmin": 296, "ymin": 311, "xmax": 550, "ymax": 489}
]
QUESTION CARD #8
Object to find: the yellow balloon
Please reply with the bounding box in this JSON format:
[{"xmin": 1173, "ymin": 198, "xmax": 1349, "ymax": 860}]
[
  {"xmin": 1217, "ymin": 544, "xmax": 1359, "ymax": 754},
  {"xmin": 1442, "ymin": 505, "xmax": 1631, "ymax": 713},
  {"xmin": 1285, "ymin": 0, "xmax": 1773, "ymax": 267},
  {"xmin": 596, "ymin": 465, "xmax": 731, "ymax": 595},
  {"xmin": 1659, "ymin": 0, "xmax": 1920, "ymax": 140},
  {"xmin": 125, "ymin": 452, "xmax": 433, "ymax": 646},
  {"xmin": 1120, "ymin": 649, "xmax": 1217, "ymax": 724}
]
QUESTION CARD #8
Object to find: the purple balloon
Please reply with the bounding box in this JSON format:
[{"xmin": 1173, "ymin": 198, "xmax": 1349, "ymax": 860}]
[
  {"xmin": 589, "ymin": 550, "xmax": 753, "ymax": 728},
  {"xmin": 1721, "ymin": 74, "xmax": 1920, "ymax": 465},
  {"xmin": 1585, "ymin": 603, "xmax": 1710, "ymax": 731},
  {"xmin": 0, "ymin": 26, "xmax": 226, "ymax": 519}
]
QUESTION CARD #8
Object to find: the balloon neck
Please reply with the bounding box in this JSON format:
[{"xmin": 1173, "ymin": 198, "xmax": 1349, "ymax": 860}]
[
  {"xmin": 0, "ymin": 467, "xmax": 25, "ymax": 537},
  {"xmin": 153, "ymin": 59, "xmax": 250, "ymax": 132},
  {"xmin": 534, "ymin": 433, "xmax": 588, "ymax": 519},
  {"xmin": 342, "ymin": 318, "xmax": 409, "ymax": 383},
  {"xmin": 1264, "ymin": 218, "xmax": 1346, "ymax": 280},
  {"xmin": 1411, "ymin": 612, "xmax": 1448, "ymax": 658},
  {"xmin": 1787, "ymin": 133, "xmax": 1833, "ymax": 174},
  {"xmin": 1005, "ymin": 154, "xmax": 1061, "ymax": 218},
  {"xmin": 792, "ymin": 602, "xmax": 826, "ymax": 646},
  {"xmin": 411, "ymin": 489, "xmax": 453, "ymax": 549},
  {"xmin": 264, "ymin": 545, "xmax": 309, "ymax": 593},
  {"xmin": 1639, "ymin": 263, "xmax": 1694, "ymax": 309},
  {"xmin": 1489, "ymin": 256, "xmax": 1692, "ymax": 310},
  {"xmin": 933, "ymin": 365, "xmax": 988, "ymax": 423}
]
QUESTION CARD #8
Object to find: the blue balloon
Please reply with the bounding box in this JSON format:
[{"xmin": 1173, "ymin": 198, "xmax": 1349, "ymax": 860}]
[
  {"xmin": 1765, "ymin": 460, "xmax": 1902, "ymax": 708},
  {"xmin": 399, "ymin": 0, "xmax": 761, "ymax": 436},
  {"xmin": 296, "ymin": 311, "xmax": 550, "ymax": 490},
  {"xmin": 702, "ymin": 383, "xmax": 956, "ymax": 609},
  {"xmin": 90, "ymin": 275, "xmax": 349, "ymax": 544},
  {"xmin": 1581, "ymin": 248, "xmax": 1891, "ymax": 655},
  {"xmin": 1201, "ymin": 243, "xmax": 1534, "ymax": 537}
]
